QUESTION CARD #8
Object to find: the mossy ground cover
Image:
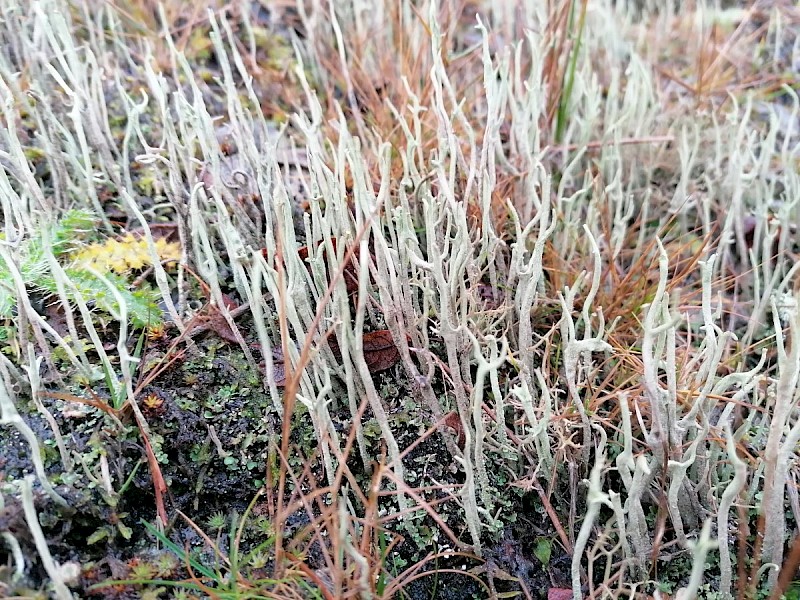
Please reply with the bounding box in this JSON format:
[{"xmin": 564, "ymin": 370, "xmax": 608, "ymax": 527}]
[{"xmin": 0, "ymin": 1, "xmax": 799, "ymax": 599}]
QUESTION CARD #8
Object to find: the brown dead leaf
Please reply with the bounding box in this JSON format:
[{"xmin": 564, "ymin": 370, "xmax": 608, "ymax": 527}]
[
  {"xmin": 271, "ymin": 356, "xmax": 287, "ymax": 387},
  {"xmin": 263, "ymin": 238, "xmax": 364, "ymax": 296},
  {"xmin": 322, "ymin": 330, "xmax": 402, "ymax": 374},
  {"xmin": 43, "ymin": 298, "xmax": 69, "ymax": 338},
  {"xmin": 298, "ymin": 238, "xmax": 361, "ymax": 295},
  {"xmin": 361, "ymin": 330, "xmax": 401, "ymax": 373},
  {"xmin": 265, "ymin": 329, "xmax": 402, "ymax": 387},
  {"xmin": 443, "ymin": 411, "xmax": 466, "ymax": 449},
  {"xmin": 260, "ymin": 344, "xmax": 287, "ymax": 387},
  {"xmin": 205, "ymin": 296, "xmax": 241, "ymax": 344}
]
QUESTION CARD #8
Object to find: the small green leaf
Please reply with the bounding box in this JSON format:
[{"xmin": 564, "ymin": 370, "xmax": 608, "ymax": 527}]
[
  {"xmin": 117, "ymin": 521, "xmax": 133, "ymax": 540},
  {"xmin": 785, "ymin": 583, "xmax": 800, "ymax": 600},
  {"xmin": 533, "ymin": 537, "xmax": 551, "ymax": 566},
  {"xmin": 87, "ymin": 527, "xmax": 110, "ymax": 544},
  {"xmin": 206, "ymin": 511, "xmax": 226, "ymax": 530}
]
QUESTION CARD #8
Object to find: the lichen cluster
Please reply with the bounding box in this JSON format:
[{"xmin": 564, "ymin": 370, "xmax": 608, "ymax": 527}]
[{"xmin": 0, "ymin": 0, "xmax": 798, "ymax": 598}]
